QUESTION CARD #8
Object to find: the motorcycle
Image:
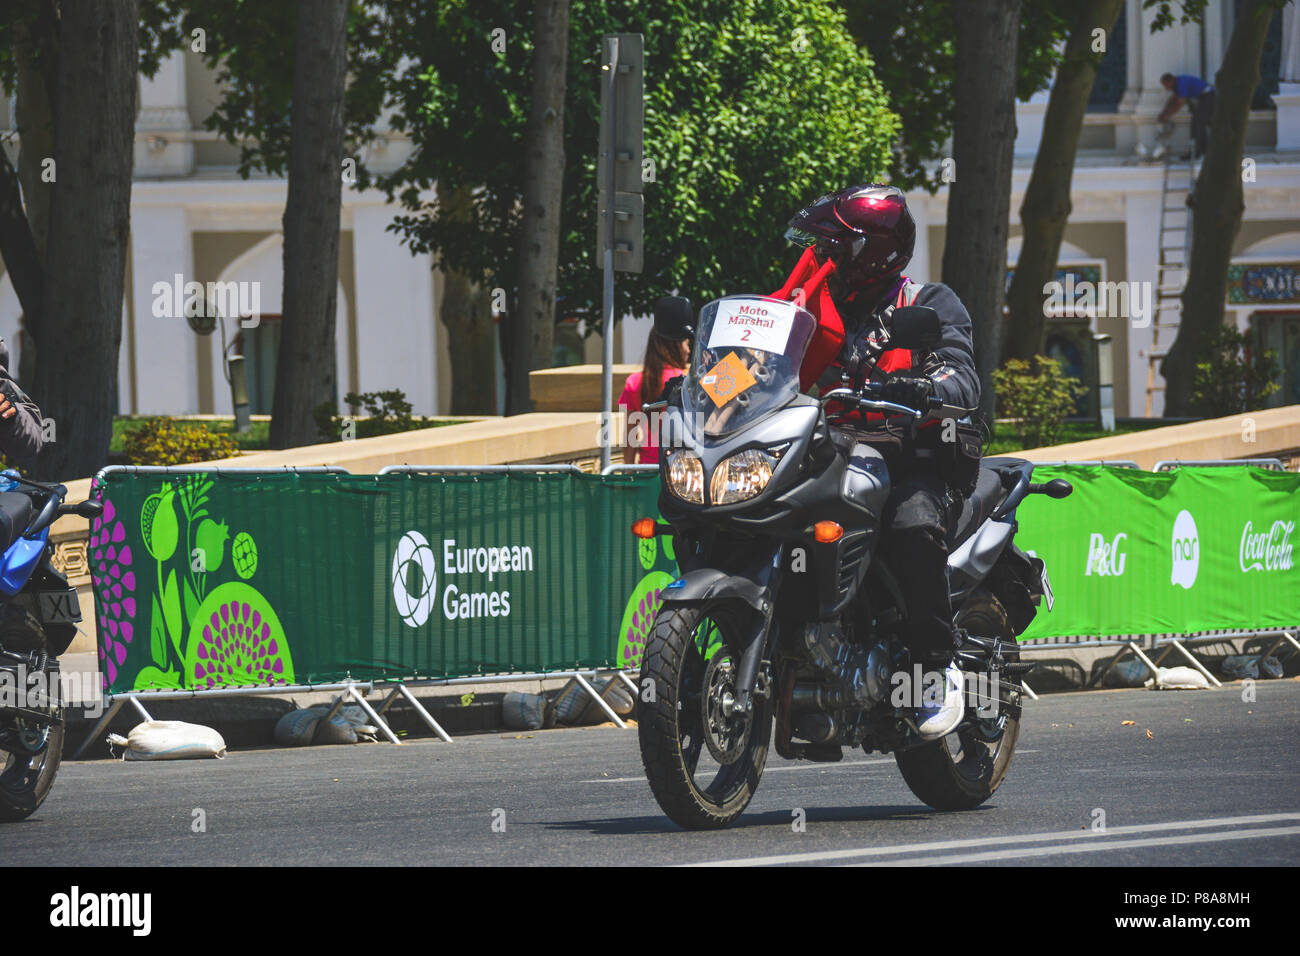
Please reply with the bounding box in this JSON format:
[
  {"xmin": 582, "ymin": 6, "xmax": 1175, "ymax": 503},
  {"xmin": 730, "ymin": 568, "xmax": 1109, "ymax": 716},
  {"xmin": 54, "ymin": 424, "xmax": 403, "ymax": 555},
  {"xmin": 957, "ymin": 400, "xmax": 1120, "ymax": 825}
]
[
  {"xmin": 0, "ymin": 472, "xmax": 101, "ymax": 821},
  {"xmin": 634, "ymin": 293, "xmax": 1070, "ymax": 829}
]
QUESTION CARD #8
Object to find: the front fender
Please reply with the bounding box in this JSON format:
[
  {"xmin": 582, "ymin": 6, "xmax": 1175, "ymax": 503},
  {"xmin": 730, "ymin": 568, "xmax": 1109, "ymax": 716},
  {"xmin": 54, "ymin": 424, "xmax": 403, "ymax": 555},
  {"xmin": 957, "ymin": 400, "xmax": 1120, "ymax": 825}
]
[{"xmin": 659, "ymin": 568, "xmax": 769, "ymax": 609}]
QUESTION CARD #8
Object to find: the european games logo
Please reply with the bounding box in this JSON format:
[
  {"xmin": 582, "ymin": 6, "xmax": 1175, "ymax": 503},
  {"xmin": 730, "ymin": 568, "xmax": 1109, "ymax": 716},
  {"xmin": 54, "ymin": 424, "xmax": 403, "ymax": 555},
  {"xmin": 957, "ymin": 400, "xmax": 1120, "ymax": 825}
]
[{"xmin": 392, "ymin": 531, "xmax": 437, "ymax": 627}]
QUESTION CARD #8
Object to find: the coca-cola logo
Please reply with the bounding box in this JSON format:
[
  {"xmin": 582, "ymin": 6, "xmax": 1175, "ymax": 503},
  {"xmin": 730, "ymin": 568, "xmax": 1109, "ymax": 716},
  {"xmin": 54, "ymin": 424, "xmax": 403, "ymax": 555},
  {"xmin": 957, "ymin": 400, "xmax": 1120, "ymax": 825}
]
[{"xmin": 1239, "ymin": 520, "xmax": 1294, "ymax": 573}]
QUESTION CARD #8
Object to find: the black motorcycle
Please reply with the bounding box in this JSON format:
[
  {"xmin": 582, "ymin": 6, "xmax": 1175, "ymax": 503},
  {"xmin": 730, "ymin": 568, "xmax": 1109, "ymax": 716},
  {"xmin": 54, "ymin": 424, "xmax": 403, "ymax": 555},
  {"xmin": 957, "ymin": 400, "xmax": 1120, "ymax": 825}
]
[
  {"xmin": 635, "ymin": 293, "xmax": 1070, "ymax": 829},
  {"xmin": 0, "ymin": 474, "xmax": 101, "ymax": 821}
]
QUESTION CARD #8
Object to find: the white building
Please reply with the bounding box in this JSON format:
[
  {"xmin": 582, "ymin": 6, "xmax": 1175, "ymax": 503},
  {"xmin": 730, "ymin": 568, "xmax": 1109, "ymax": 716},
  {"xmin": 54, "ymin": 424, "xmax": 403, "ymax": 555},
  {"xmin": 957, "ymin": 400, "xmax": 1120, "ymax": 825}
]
[{"xmin": 2, "ymin": 0, "xmax": 1299, "ymax": 419}]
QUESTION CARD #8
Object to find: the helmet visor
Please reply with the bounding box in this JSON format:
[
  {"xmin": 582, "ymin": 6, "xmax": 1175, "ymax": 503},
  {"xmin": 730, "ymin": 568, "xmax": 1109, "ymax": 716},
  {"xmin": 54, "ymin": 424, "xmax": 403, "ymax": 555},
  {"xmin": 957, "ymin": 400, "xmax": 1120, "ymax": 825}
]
[{"xmin": 783, "ymin": 225, "xmax": 820, "ymax": 248}]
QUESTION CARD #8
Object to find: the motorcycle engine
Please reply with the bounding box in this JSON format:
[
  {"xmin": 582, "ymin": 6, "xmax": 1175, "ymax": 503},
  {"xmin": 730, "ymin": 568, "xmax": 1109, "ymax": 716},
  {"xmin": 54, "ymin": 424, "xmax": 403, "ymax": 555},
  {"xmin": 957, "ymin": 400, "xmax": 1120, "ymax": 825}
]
[{"xmin": 799, "ymin": 622, "xmax": 893, "ymax": 709}]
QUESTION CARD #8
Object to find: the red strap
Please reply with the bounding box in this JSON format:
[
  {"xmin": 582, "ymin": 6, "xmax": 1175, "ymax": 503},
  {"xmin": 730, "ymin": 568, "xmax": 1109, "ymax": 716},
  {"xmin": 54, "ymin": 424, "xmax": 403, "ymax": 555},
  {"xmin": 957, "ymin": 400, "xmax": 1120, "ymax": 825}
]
[{"xmin": 769, "ymin": 251, "xmax": 845, "ymax": 392}]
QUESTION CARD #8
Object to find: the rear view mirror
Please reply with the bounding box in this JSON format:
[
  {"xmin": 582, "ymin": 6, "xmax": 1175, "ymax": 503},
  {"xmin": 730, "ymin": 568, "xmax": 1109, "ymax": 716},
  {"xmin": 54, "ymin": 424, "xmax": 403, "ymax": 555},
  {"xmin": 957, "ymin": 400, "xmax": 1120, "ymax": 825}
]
[
  {"xmin": 890, "ymin": 305, "xmax": 942, "ymax": 352},
  {"xmin": 653, "ymin": 296, "xmax": 695, "ymax": 341},
  {"xmin": 76, "ymin": 500, "xmax": 105, "ymax": 520}
]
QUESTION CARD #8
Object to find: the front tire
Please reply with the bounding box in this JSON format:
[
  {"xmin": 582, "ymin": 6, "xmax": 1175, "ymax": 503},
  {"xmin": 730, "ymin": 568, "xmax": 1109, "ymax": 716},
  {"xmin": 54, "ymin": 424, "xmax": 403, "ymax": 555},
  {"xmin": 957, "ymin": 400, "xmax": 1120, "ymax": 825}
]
[
  {"xmin": 894, "ymin": 594, "xmax": 1021, "ymax": 811},
  {"xmin": 0, "ymin": 609, "xmax": 64, "ymax": 822},
  {"xmin": 638, "ymin": 603, "xmax": 771, "ymax": 829},
  {"xmin": 0, "ymin": 717, "xmax": 63, "ymax": 822}
]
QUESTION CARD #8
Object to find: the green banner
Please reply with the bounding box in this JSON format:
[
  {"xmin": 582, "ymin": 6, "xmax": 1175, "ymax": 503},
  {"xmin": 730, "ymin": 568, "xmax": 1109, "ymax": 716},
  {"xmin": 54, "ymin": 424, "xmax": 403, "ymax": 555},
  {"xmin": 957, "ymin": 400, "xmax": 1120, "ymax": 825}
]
[
  {"xmin": 1016, "ymin": 465, "xmax": 1300, "ymax": 640},
  {"xmin": 88, "ymin": 466, "xmax": 1298, "ymax": 693},
  {"xmin": 88, "ymin": 471, "xmax": 675, "ymax": 695}
]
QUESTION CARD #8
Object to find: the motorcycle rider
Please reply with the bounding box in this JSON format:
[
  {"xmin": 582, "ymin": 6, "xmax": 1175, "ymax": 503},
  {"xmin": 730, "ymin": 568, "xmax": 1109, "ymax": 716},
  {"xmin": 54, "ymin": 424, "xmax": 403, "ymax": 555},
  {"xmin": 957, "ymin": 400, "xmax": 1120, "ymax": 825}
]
[
  {"xmin": 0, "ymin": 338, "xmax": 43, "ymax": 470},
  {"xmin": 783, "ymin": 184, "xmax": 979, "ymax": 740}
]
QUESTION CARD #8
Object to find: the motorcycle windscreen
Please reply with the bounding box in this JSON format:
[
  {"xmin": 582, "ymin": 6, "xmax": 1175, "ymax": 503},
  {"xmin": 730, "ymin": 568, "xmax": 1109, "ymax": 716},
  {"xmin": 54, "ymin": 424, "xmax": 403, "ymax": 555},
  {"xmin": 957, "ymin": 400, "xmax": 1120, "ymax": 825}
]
[{"xmin": 683, "ymin": 295, "xmax": 816, "ymax": 438}]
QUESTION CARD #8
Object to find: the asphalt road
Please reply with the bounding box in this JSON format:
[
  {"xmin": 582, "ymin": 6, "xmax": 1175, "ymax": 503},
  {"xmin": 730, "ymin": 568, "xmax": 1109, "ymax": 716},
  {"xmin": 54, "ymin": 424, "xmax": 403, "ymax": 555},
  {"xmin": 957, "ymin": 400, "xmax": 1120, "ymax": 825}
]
[{"xmin": 7, "ymin": 680, "xmax": 1299, "ymax": 866}]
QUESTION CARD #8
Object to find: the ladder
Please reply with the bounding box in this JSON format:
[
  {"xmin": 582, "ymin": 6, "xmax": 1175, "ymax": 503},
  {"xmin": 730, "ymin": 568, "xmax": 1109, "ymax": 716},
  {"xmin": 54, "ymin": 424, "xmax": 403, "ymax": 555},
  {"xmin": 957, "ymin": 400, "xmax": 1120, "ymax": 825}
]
[{"xmin": 1144, "ymin": 155, "xmax": 1196, "ymax": 416}]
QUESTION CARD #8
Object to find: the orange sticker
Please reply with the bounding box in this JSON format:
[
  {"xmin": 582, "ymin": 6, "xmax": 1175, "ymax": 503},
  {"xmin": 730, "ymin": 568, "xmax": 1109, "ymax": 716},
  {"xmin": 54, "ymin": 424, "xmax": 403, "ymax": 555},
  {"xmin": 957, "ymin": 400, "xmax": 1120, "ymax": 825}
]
[{"xmin": 699, "ymin": 352, "xmax": 757, "ymax": 408}]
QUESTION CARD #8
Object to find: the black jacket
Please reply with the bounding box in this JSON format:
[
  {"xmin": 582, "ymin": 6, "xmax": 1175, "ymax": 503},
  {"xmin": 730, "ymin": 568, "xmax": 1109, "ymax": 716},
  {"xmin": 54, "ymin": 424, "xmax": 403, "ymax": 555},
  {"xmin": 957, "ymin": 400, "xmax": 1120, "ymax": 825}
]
[
  {"xmin": 829, "ymin": 281, "xmax": 981, "ymax": 412},
  {"xmin": 0, "ymin": 339, "xmax": 44, "ymax": 470}
]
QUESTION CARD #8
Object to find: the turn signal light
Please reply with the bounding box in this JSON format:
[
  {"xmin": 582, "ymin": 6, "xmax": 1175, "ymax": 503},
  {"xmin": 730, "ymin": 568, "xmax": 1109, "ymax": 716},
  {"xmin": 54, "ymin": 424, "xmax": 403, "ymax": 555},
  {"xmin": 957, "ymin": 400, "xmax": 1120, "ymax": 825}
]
[
  {"xmin": 813, "ymin": 521, "xmax": 844, "ymax": 543},
  {"xmin": 632, "ymin": 518, "xmax": 657, "ymax": 539}
]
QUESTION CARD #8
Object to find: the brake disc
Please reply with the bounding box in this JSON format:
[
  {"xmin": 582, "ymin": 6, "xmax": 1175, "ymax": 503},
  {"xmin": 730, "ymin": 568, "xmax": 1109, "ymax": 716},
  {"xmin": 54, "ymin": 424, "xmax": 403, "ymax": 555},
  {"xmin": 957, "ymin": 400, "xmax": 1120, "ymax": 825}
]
[{"xmin": 700, "ymin": 654, "xmax": 748, "ymax": 765}]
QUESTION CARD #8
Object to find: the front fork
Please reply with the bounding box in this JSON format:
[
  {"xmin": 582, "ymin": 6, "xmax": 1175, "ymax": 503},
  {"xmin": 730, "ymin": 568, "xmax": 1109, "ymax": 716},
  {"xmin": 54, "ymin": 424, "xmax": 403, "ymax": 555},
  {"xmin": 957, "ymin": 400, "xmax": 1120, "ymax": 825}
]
[{"xmin": 725, "ymin": 545, "xmax": 784, "ymax": 718}]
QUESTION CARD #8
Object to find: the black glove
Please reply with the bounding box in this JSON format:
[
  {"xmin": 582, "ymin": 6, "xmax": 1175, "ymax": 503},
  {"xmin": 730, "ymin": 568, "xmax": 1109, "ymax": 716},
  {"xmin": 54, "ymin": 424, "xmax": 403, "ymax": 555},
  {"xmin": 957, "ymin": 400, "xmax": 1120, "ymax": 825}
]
[{"xmin": 880, "ymin": 374, "xmax": 936, "ymax": 411}]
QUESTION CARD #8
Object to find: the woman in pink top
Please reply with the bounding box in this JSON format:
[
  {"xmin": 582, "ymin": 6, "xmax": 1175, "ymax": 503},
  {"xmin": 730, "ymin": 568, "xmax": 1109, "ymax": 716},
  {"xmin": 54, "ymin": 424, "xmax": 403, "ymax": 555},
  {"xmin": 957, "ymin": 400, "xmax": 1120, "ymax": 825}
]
[{"xmin": 618, "ymin": 328, "xmax": 690, "ymax": 464}]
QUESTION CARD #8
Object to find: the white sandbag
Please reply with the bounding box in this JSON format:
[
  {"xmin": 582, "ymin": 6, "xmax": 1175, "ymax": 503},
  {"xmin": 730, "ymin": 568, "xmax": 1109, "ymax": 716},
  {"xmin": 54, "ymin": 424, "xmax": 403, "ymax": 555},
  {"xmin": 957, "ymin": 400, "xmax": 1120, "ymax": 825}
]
[
  {"xmin": 1144, "ymin": 665, "xmax": 1210, "ymax": 690},
  {"xmin": 107, "ymin": 720, "xmax": 227, "ymax": 760},
  {"xmin": 273, "ymin": 708, "xmax": 322, "ymax": 746},
  {"xmin": 502, "ymin": 691, "xmax": 546, "ymax": 730}
]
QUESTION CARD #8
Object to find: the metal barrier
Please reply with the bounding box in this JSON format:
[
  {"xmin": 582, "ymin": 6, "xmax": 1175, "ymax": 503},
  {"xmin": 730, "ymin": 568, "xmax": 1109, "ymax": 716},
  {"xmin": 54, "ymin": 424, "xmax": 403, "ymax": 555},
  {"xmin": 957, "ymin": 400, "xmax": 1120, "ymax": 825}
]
[
  {"xmin": 75, "ymin": 457, "xmax": 1294, "ymax": 757},
  {"xmin": 1152, "ymin": 458, "xmax": 1286, "ymax": 472},
  {"xmin": 76, "ymin": 463, "xmax": 654, "ymax": 757},
  {"xmin": 1084, "ymin": 629, "xmax": 1300, "ymax": 690},
  {"xmin": 1022, "ymin": 460, "xmax": 1141, "ymax": 469}
]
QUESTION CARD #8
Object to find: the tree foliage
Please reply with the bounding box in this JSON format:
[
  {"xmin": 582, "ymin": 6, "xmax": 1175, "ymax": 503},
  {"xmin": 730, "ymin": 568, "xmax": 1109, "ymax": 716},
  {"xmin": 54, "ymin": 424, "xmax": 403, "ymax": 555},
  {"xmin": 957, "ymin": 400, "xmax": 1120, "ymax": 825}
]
[
  {"xmin": 838, "ymin": 0, "xmax": 1070, "ymax": 191},
  {"xmin": 993, "ymin": 354, "xmax": 1088, "ymax": 449},
  {"xmin": 380, "ymin": 0, "xmax": 900, "ymax": 321},
  {"xmin": 1188, "ymin": 322, "xmax": 1280, "ymax": 417}
]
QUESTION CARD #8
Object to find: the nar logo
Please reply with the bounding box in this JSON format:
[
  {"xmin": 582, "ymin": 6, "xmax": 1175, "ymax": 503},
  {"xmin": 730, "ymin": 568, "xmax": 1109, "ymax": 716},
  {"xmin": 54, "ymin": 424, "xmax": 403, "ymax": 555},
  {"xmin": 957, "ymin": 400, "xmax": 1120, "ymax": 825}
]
[
  {"xmin": 1085, "ymin": 532, "xmax": 1127, "ymax": 576},
  {"xmin": 1171, "ymin": 510, "xmax": 1199, "ymax": 589},
  {"xmin": 1239, "ymin": 519, "xmax": 1294, "ymax": 573}
]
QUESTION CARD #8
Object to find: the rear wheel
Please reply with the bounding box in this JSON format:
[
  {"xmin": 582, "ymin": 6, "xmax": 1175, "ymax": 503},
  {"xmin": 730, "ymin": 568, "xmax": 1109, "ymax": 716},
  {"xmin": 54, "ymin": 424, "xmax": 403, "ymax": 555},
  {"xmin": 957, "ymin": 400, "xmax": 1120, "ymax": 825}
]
[
  {"xmin": 638, "ymin": 603, "xmax": 771, "ymax": 829},
  {"xmin": 894, "ymin": 594, "xmax": 1021, "ymax": 811}
]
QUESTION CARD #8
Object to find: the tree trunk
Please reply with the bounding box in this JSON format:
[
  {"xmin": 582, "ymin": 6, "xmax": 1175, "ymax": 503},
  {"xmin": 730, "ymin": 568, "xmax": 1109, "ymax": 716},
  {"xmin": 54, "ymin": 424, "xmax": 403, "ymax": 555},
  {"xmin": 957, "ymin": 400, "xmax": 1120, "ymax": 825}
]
[
  {"xmin": 437, "ymin": 182, "xmax": 500, "ymax": 416},
  {"xmin": 269, "ymin": 0, "xmax": 349, "ymax": 448},
  {"xmin": 1161, "ymin": 2, "xmax": 1276, "ymax": 417},
  {"xmin": 30, "ymin": 0, "xmax": 138, "ymax": 481},
  {"xmin": 1004, "ymin": 0, "xmax": 1123, "ymax": 361},
  {"xmin": 507, "ymin": 0, "xmax": 570, "ymax": 415},
  {"xmin": 941, "ymin": 0, "xmax": 1022, "ymax": 426},
  {"xmin": 10, "ymin": 5, "xmax": 59, "ymax": 387}
]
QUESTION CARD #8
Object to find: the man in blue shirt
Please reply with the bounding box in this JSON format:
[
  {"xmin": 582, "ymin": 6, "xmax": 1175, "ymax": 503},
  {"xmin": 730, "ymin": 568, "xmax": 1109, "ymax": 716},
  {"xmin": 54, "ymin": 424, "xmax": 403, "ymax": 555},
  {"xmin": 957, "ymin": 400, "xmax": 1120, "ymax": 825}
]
[{"xmin": 1159, "ymin": 72, "xmax": 1216, "ymax": 158}]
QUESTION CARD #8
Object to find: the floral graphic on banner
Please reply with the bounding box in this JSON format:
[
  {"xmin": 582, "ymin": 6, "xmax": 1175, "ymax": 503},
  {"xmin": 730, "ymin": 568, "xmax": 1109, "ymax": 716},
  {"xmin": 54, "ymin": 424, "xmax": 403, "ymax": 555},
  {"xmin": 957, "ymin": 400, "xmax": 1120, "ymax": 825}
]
[
  {"xmin": 131, "ymin": 475, "xmax": 293, "ymax": 691},
  {"xmin": 89, "ymin": 497, "xmax": 137, "ymax": 690}
]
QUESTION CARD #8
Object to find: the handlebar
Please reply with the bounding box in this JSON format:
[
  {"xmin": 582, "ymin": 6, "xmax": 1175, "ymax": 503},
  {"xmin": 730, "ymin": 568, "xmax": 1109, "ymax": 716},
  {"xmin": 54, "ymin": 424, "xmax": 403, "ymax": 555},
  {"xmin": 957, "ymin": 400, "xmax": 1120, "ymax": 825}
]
[{"xmin": 820, "ymin": 386, "xmax": 964, "ymax": 421}]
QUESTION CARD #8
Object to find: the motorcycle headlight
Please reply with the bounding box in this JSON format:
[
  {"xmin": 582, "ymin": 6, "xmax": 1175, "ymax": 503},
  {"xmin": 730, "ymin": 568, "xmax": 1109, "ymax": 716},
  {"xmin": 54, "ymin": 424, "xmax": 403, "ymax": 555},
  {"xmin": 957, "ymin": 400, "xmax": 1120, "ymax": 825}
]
[
  {"xmin": 709, "ymin": 447, "xmax": 782, "ymax": 505},
  {"xmin": 665, "ymin": 449, "xmax": 705, "ymax": 504}
]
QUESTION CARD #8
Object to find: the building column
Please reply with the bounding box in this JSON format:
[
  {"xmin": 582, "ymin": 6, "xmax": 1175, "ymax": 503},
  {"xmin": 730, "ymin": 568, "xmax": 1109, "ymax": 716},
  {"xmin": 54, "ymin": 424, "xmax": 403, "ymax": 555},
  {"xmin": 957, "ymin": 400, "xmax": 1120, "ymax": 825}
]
[
  {"xmin": 1276, "ymin": 2, "xmax": 1300, "ymax": 150},
  {"xmin": 1123, "ymin": 189, "xmax": 1161, "ymax": 417},
  {"xmin": 1115, "ymin": 0, "xmax": 1144, "ymax": 154},
  {"xmin": 907, "ymin": 192, "xmax": 933, "ymax": 284},
  {"xmin": 351, "ymin": 202, "xmax": 438, "ymax": 415},
  {"xmin": 1122, "ymin": 1, "xmax": 1202, "ymax": 156},
  {"xmin": 134, "ymin": 50, "xmax": 194, "ymax": 177},
  {"xmin": 130, "ymin": 205, "xmax": 198, "ymax": 414}
]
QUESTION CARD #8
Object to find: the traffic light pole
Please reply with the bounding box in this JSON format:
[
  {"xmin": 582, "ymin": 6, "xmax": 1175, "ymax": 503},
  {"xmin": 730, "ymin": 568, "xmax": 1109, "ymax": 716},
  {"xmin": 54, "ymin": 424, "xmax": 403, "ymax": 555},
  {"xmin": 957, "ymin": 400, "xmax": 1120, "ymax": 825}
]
[{"xmin": 600, "ymin": 35, "xmax": 620, "ymax": 473}]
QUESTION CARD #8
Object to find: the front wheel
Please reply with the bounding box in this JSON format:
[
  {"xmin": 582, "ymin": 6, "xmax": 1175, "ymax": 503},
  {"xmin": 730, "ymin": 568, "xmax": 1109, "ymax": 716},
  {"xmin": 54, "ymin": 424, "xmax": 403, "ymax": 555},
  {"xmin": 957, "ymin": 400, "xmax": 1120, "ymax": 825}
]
[
  {"xmin": 0, "ymin": 711, "xmax": 63, "ymax": 822},
  {"xmin": 0, "ymin": 612, "xmax": 64, "ymax": 822},
  {"xmin": 638, "ymin": 603, "xmax": 771, "ymax": 829}
]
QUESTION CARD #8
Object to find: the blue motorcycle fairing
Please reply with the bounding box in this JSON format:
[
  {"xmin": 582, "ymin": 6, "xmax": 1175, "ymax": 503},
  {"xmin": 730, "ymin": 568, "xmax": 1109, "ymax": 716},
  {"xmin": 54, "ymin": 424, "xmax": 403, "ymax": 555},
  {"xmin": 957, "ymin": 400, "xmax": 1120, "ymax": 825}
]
[{"xmin": 1, "ymin": 526, "xmax": 48, "ymax": 596}]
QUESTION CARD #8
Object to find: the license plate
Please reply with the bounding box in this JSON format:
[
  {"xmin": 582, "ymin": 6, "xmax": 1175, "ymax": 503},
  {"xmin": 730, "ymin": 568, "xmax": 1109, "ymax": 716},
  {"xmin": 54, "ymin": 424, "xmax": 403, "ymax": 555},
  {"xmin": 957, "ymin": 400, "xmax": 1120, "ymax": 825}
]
[
  {"xmin": 1039, "ymin": 562, "xmax": 1055, "ymax": 612},
  {"xmin": 38, "ymin": 589, "xmax": 82, "ymax": 625}
]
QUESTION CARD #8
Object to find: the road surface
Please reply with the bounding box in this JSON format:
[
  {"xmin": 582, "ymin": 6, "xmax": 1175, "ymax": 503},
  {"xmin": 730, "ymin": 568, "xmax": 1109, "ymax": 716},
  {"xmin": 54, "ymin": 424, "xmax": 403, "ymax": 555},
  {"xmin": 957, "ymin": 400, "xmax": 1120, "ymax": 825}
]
[{"xmin": 7, "ymin": 680, "xmax": 1298, "ymax": 866}]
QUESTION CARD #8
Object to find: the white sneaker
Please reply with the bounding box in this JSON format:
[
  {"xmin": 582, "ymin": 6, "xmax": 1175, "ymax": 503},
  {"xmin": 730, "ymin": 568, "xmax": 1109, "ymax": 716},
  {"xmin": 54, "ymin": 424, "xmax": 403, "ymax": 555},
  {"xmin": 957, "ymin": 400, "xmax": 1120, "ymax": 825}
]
[{"xmin": 915, "ymin": 662, "xmax": 965, "ymax": 740}]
